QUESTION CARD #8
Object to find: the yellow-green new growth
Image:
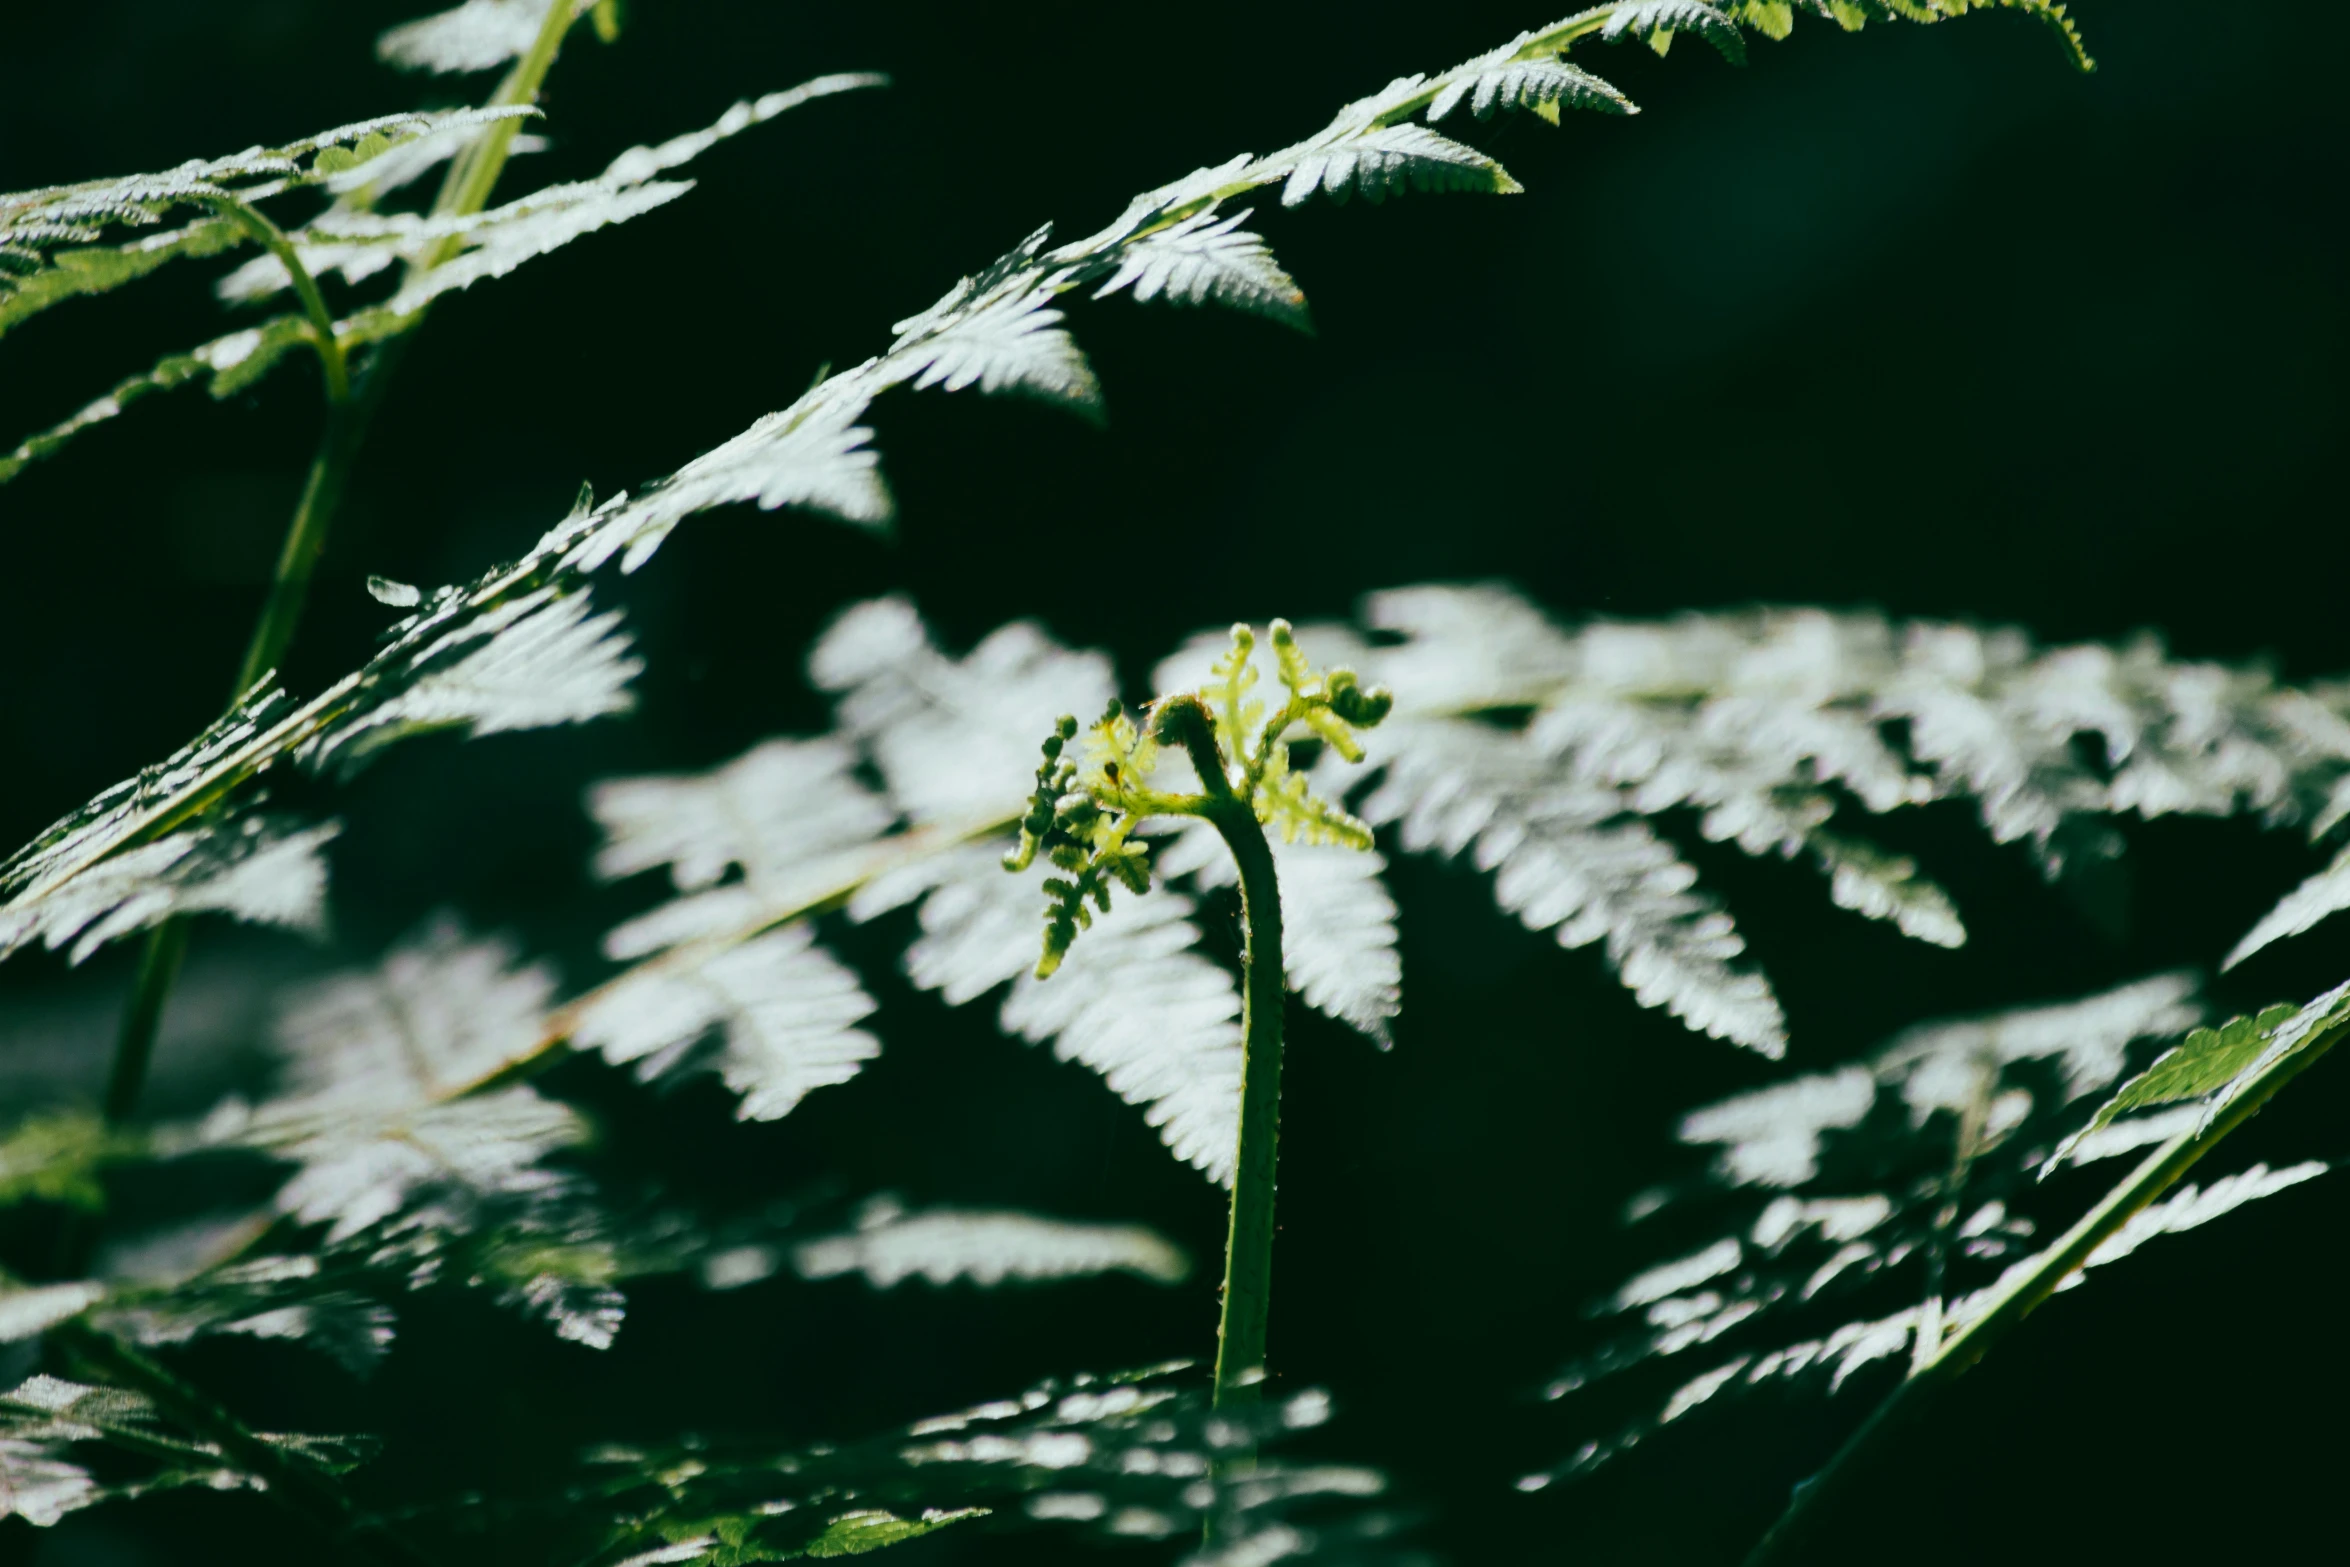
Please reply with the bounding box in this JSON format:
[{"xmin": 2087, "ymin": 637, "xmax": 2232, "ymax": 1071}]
[
  {"xmin": 1004, "ymin": 620, "xmax": 1393, "ymax": 979},
  {"xmin": 1002, "ymin": 618, "xmax": 1393, "ymax": 1407}
]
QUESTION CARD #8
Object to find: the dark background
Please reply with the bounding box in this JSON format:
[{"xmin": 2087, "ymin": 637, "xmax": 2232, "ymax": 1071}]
[{"xmin": 2, "ymin": 2, "xmax": 2346, "ymax": 1563}]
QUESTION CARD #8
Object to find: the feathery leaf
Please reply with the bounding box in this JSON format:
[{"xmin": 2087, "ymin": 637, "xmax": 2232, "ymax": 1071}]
[
  {"xmin": 792, "ymin": 1198, "xmax": 1189, "ymax": 1288},
  {"xmin": 377, "ymin": 0, "xmax": 555, "ymax": 73}
]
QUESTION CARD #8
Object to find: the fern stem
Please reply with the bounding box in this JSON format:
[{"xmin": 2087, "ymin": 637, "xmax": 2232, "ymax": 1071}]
[
  {"xmin": 417, "ymin": 0, "xmax": 583, "ymax": 257},
  {"xmin": 200, "ymin": 197, "xmax": 349, "ymax": 404},
  {"xmin": 100, "ymin": 918, "xmax": 189, "ymax": 1125},
  {"xmin": 1742, "ymin": 1019, "xmax": 2344, "ymax": 1566},
  {"xmin": 1159, "ymin": 697, "xmax": 1288, "ymax": 1404},
  {"xmin": 1210, "ymin": 794, "xmax": 1286, "ymax": 1406}
]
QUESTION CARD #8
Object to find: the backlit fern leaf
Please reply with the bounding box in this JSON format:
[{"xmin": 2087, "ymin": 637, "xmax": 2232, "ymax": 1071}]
[
  {"xmin": 297, "ymin": 586, "xmax": 640, "ymax": 777},
  {"xmin": 1599, "ymin": 0, "xmax": 1750, "ymax": 60},
  {"xmin": 5, "ymin": 80, "xmax": 881, "ymax": 486},
  {"xmin": 1091, "ymin": 208, "xmax": 1309, "ymax": 327},
  {"xmin": 1427, "ymin": 53, "xmax": 1635, "ymax": 124},
  {"xmin": 0, "ymin": 809, "xmax": 336, "ymax": 967},
  {"xmin": 0, "ymin": 106, "xmax": 534, "ymax": 338},
  {"xmin": 1366, "ymin": 716, "xmax": 1788, "ymax": 1053},
  {"xmin": 857, "ymin": 844, "xmax": 1245, "ymax": 1186},
  {"xmin": 377, "ymin": 0, "xmax": 554, "ymax": 73},
  {"xmin": 1280, "ymin": 124, "xmax": 1522, "ymax": 208},
  {"xmin": 575, "ymin": 924, "xmax": 882, "ymax": 1121},
  {"xmin": 811, "ymin": 597, "xmax": 1117, "ymax": 828},
  {"xmin": 793, "ymin": 1198, "xmax": 1189, "ymax": 1288},
  {"xmin": 202, "ymin": 919, "xmax": 582, "ymax": 1241},
  {"xmin": 1, "ymin": 1374, "xmax": 373, "ymax": 1528},
  {"xmin": 887, "ymin": 241, "xmax": 1102, "ymax": 413},
  {"xmin": 1524, "ymin": 975, "xmax": 2327, "ymax": 1485}
]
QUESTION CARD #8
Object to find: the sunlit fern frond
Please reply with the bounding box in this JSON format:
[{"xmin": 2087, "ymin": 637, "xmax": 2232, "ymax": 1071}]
[
  {"xmin": 376, "ymin": 0, "xmax": 555, "ymax": 74},
  {"xmin": 1523, "ymin": 974, "xmax": 2345, "ymax": 1485},
  {"xmin": 791, "ymin": 1197, "xmax": 1189, "ymax": 1289},
  {"xmin": 560, "ymin": 1365, "xmax": 1405, "ymax": 1567},
  {"xmin": 0, "ymin": 106, "xmax": 535, "ymax": 342}
]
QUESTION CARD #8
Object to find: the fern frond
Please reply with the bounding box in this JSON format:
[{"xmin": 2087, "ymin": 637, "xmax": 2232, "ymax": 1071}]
[
  {"xmin": 570, "ymin": 1365, "xmax": 1402, "ymax": 1567},
  {"xmin": 268, "ymin": 917, "xmax": 557, "ymax": 1102},
  {"xmin": 1280, "ymin": 124, "xmax": 1523, "ymax": 208},
  {"xmin": 792, "ymin": 1198, "xmax": 1189, "ymax": 1288},
  {"xmin": 2054, "ymin": 981, "xmax": 2350, "ymax": 1165},
  {"xmin": 1090, "ymin": 209, "xmax": 1309, "ymax": 328},
  {"xmin": 1599, "ymin": 0, "xmax": 1750, "ymax": 61},
  {"xmin": 1, "ymin": 1373, "xmax": 373, "ymax": 1527},
  {"xmin": 0, "ymin": 316, "xmax": 314, "ymax": 484},
  {"xmin": 887, "ymin": 239, "xmax": 1103, "ymax": 413},
  {"xmin": 1428, "ymin": 54, "xmax": 1636, "ymax": 124},
  {"xmin": 863, "ymin": 843, "xmax": 1246, "ymax": 1185},
  {"xmin": 377, "ymin": 0, "xmax": 555, "ymax": 74},
  {"xmin": 1529, "ymin": 975, "xmax": 2278, "ymax": 1483},
  {"xmin": 193, "ymin": 920, "xmax": 580, "ymax": 1241},
  {"xmin": 0, "ymin": 106, "xmax": 535, "ymax": 338},
  {"xmin": 296, "ymin": 586, "xmax": 640, "ymax": 777},
  {"xmin": 811, "ymin": 597, "xmax": 1116, "ymax": 828},
  {"xmin": 1371, "ymin": 716, "xmax": 1788, "ymax": 1054},
  {"xmin": 4, "ymin": 81, "xmax": 884, "ymax": 486},
  {"xmin": 575, "ymin": 924, "xmax": 882, "ymax": 1120},
  {"xmin": 0, "ymin": 809, "xmax": 336, "ymax": 967},
  {"xmin": 591, "ymin": 739, "xmax": 895, "ymax": 945}
]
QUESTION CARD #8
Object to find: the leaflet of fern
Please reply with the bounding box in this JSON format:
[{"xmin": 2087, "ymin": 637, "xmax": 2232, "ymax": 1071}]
[
  {"xmin": 793, "ymin": 1199, "xmax": 1189, "ymax": 1288},
  {"xmin": 3, "ymin": 82, "xmax": 879, "ymax": 484},
  {"xmin": 209, "ymin": 920, "xmax": 582, "ymax": 1240},
  {"xmin": 575, "ymin": 925, "xmax": 882, "ymax": 1120},
  {"xmin": 378, "ymin": 0, "xmax": 555, "ymax": 74},
  {"xmin": 569, "ymin": 1365, "xmax": 1405, "ymax": 1567},
  {"xmin": 1, "ymin": 1373, "xmax": 372, "ymax": 1528},
  {"xmin": 0, "ymin": 811, "xmax": 337, "ymax": 966},
  {"xmin": 811, "ymin": 596, "xmax": 1117, "ymax": 828},
  {"xmin": 1522, "ymin": 974, "xmax": 2339, "ymax": 1484}
]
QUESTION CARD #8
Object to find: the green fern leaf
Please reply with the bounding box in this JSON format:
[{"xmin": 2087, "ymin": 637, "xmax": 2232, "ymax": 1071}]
[{"xmin": 0, "ymin": 1112, "xmax": 115, "ymax": 1211}]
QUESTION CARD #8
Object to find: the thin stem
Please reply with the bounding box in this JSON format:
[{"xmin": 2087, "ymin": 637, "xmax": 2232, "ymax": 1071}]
[
  {"xmin": 200, "ymin": 196, "xmax": 349, "ymax": 404},
  {"xmin": 101, "ymin": 919, "xmax": 189, "ymax": 1125},
  {"xmin": 1743, "ymin": 1022, "xmax": 2344, "ymax": 1567},
  {"xmin": 1161, "ymin": 699, "xmax": 1288, "ymax": 1406},
  {"xmin": 1210, "ymin": 796, "xmax": 1285, "ymax": 1406}
]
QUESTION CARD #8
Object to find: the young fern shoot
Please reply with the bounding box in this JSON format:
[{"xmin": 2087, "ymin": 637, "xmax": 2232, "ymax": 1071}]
[{"xmin": 1006, "ymin": 622, "xmax": 1393, "ymax": 1403}]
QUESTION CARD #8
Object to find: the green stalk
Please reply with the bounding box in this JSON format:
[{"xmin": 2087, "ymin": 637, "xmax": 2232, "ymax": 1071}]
[
  {"xmin": 1742, "ymin": 1022, "xmax": 2344, "ymax": 1566},
  {"xmin": 94, "ymin": 0, "xmax": 591, "ymax": 1135},
  {"xmin": 1161, "ymin": 701, "xmax": 1288, "ymax": 1406}
]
